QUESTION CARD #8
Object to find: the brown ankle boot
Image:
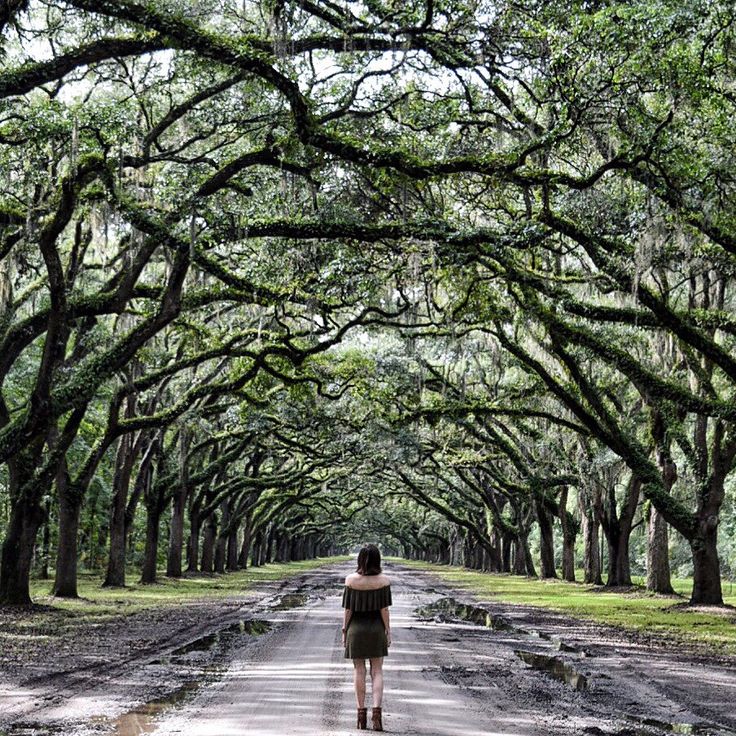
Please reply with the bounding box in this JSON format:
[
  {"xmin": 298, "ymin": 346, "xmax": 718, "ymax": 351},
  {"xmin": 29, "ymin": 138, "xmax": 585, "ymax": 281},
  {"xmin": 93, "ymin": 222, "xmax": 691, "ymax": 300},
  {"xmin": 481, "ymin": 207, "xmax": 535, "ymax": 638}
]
[
  {"xmin": 357, "ymin": 707, "xmax": 367, "ymax": 729},
  {"xmin": 372, "ymin": 707, "xmax": 383, "ymax": 731}
]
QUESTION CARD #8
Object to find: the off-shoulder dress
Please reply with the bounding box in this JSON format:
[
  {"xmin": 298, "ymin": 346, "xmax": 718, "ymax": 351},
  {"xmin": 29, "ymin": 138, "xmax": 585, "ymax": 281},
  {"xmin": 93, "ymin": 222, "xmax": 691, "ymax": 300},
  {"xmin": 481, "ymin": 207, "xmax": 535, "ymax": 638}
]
[{"xmin": 341, "ymin": 584, "xmax": 392, "ymax": 660}]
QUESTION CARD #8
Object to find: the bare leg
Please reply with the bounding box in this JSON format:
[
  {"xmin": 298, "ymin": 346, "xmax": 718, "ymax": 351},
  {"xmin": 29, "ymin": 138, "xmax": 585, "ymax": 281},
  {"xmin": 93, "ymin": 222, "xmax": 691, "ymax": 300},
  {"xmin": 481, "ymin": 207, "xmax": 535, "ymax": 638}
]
[
  {"xmin": 369, "ymin": 657, "xmax": 384, "ymax": 708},
  {"xmin": 353, "ymin": 659, "xmax": 367, "ymax": 708}
]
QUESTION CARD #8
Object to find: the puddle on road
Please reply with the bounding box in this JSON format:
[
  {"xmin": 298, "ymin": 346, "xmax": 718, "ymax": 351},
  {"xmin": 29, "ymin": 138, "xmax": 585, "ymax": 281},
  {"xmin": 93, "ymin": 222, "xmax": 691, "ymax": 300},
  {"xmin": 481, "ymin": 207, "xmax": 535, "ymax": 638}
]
[
  {"xmin": 109, "ymin": 680, "xmax": 200, "ymax": 736},
  {"xmin": 171, "ymin": 619, "xmax": 271, "ymax": 656},
  {"xmin": 415, "ymin": 597, "xmax": 515, "ymax": 631},
  {"xmin": 106, "ymin": 619, "xmax": 272, "ymax": 735},
  {"xmin": 272, "ymin": 593, "xmax": 308, "ymax": 610},
  {"xmin": 106, "ymin": 618, "xmax": 273, "ymax": 734},
  {"xmin": 515, "ymin": 649, "xmax": 588, "ymax": 691}
]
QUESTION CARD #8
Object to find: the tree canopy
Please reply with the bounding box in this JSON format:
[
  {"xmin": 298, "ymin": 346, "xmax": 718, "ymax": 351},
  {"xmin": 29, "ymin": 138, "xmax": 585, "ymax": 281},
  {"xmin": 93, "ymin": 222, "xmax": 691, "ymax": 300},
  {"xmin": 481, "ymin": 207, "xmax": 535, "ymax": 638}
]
[{"xmin": 1, "ymin": 0, "xmax": 735, "ymax": 605}]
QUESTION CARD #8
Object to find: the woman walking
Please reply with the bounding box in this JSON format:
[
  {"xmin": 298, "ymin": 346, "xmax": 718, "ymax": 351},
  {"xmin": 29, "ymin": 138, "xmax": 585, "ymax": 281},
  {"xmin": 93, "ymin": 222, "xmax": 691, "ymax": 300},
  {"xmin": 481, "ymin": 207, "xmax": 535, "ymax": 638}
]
[{"xmin": 342, "ymin": 544, "xmax": 392, "ymax": 731}]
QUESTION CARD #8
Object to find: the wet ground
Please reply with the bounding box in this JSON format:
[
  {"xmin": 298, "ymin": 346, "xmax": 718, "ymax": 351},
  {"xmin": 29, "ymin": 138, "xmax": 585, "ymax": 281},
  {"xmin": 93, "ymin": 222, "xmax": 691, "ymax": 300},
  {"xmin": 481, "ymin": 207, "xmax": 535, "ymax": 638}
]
[{"xmin": 0, "ymin": 563, "xmax": 734, "ymax": 735}]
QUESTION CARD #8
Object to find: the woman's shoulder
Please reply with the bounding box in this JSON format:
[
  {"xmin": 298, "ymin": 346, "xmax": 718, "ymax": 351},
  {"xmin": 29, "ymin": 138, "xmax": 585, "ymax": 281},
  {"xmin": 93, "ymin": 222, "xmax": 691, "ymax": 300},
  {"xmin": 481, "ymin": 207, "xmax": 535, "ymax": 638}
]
[{"xmin": 344, "ymin": 572, "xmax": 391, "ymax": 590}]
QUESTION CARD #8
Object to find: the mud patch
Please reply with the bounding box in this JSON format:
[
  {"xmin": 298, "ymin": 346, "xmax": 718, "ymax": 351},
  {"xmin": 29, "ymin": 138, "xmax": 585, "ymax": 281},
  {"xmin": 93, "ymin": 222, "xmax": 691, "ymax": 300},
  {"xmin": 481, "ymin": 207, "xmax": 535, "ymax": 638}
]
[
  {"xmin": 415, "ymin": 597, "xmax": 515, "ymax": 631},
  {"xmin": 515, "ymin": 650, "xmax": 588, "ymax": 691},
  {"xmin": 89, "ymin": 620, "xmax": 273, "ymax": 734},
  {"xmin": 416, "ymin": 597, "xmax": 586, "ymax": 656},
  {"xmin": 169, "ymin": 619, "xmax": 271, "ymax": 657},
  {"xmin": 1, "ymin": 724, "xmax": 65, "ymax": 735},
  {"xmin": 422, "ymin": 664, "xmax": 490, "ymax": 689},
  {"xmin": 622, "ymin": 715, "xmax": 736, "ymax": 735}
]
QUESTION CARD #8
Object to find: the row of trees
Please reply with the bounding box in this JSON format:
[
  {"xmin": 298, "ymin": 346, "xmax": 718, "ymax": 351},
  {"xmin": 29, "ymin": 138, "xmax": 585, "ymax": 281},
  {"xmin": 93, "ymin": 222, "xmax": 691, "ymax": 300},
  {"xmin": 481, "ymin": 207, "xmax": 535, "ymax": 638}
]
[{"xmin": 1, "ymin": 0, "xmax": 735, "ymax": 605}]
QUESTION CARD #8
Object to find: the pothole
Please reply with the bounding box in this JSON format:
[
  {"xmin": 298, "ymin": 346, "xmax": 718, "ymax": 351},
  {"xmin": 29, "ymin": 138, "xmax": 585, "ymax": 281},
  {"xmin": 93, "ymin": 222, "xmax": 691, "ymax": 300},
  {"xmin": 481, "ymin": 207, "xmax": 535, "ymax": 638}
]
[
  {"xmin": 623, "ymin": 715, "xmax": 736, "ymax": 735},
  {"xmin": 414, "ymin": 597, "xmax": 515, "ymax": 631},
  {"xmin": 514, "ymin": 650, "xmax": 588, "ymax": 691},
  {"xmin": 272, "ymin": 593, "xmax": 308, "ymax": 610},
  {"xmin": 528, "ymin": 629, "xmax": 582, "ymax": 653}
]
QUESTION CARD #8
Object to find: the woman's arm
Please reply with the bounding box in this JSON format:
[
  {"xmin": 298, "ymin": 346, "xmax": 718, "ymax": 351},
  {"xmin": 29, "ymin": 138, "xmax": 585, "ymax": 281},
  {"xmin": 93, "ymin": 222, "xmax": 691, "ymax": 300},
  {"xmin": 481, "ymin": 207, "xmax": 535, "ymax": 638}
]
[
  {"xmin": 380, "ymin": 607, "xmax": 391, "ymax": 646},
  {"xmin": 342, "ymin": 608, "xmax": 352, "ymax": 646}
]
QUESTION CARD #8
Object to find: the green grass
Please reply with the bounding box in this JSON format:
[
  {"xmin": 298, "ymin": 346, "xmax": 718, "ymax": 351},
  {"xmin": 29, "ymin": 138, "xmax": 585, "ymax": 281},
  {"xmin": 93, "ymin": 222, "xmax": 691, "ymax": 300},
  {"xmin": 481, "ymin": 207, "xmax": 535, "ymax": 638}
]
[
  {"xmin": 392, "ymin": 558, "xmax": 736, "ymax": 655},
  {"xmin": 0, "ymin": 557, "xmax": 349, "ymax": 659},
  {"xmin": 0, "ymin": 557, "xmax": 348, "ymax": 656},
  {"xmin": 5, "ymin": 557, "xmax": 349, "ymax": 626}
]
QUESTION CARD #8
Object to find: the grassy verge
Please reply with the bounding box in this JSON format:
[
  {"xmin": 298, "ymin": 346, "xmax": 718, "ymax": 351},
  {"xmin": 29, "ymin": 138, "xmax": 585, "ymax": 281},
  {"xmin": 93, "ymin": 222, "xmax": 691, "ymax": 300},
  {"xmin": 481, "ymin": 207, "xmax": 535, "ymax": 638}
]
[
  {"xmin": 392, "ymin": 558, "xmax": 736, "ymax": 654},
  {"xmin": 33, "ymin": 556, "xmax": 350, "ymax": 612},
  {"xmin": 0, "ymin": 557, "xmax": 349, "ymax": 637}
]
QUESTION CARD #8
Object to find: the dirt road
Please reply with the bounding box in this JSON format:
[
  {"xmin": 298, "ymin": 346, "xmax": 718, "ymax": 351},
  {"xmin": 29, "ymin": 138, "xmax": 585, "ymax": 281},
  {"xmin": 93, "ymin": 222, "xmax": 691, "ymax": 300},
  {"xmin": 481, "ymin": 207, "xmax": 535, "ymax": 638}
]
[
  {"xmin": 1, "ymin": 562, "xmax": 735, "ymax": 735},
  {"xmin": 148, "ymin": 564, "xmax": 736, "ymax": 736}
]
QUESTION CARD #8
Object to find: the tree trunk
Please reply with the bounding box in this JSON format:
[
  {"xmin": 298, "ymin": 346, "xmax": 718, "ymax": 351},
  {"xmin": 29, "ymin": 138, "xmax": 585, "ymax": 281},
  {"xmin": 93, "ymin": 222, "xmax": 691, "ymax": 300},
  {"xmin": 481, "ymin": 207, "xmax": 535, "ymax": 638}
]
[
  {"xmin": 450, "ymin": 530, "xmax": 462, "ymax": 566},
  {"xmin": 186, "ymin": 509, "xmax": 201, "ymax": 574},
  {"xmin": 557, "ymin": 487, "xmax": 576, "ymax": 582},
  {"xmin": 690, "ymin": 520, "xmax": 723, "ymax": 605},
  {"xmin": 166, "ymin": 486, "xmax": 187, "ymax": 578},
  {"xmin": 103, "ymin": 496, "xmax": 127, "ymax": 586},
  {"xmin": 646, "ymin": 506, "xmax": 674, "ymax": 594},
  {"xmin": 606, "ymin": 523, "xmax": 633, "ymax": 586},
  {"xmin": 561, "ymin": 529, "xmax": 575, "ymax": 582},
  {"xmin": 52, "ymin": 490, "xmax": 82, "ymax": 597},
  {"xmin": 103, "ymin": 435, "xmax": 135, "ymax": 587},
  {"xmin": 512, "ymin": 536, "xmax": 527, "ymax": 575},
  {"xmin": 536, "ymin": 499, "xmax": 557, "ymax": 579},
  {"xmin": 462, "ymin": 535, "xmax": 473, "ymax": 568},
  {"xmin": 166, "ymin": 431, "xmax": 190, "ymax": 578},
  {"xmin": 259, "ymin": 528, "xmax": 269, "ymax": 564},
  {"xmin": 0, "ymin": 494, "xmax": 44, "ymax": 605},
  {"xmin": 474, "ymin": 543, "xmax": 483, "ymax": 569},
  {"xmin": 201, "ymin": 514, "xmax": 217, "ymax": 573},
  {"xmin": 226, "ymin": 523, "xmax": 239, "ymax": 571},
  {"xmin": 250, "ymin": 530, "xmax": 262, "ymax": 567},
  {"xmin": 522, "ymin": 533, "xmax": 537, "ymax": 577},
  {"xmin": 39, "ymin": 500, "xmax": 51, "ymax": 580},
  {"xmin": 123, "ymin": 468, "xmax": 145, "ymax": 558},
  {"xmin": 238, "ymin": 516, "xmax": 252, "ymax": 569},
  {"xmin": 214, "ymin": 535, "xmax": 226, "ymax": 573},
  {"xmin": 490, "ymin": 532, "xmax": 502, "ymax": 572},
  {"xmin": 140, "ymin": 501, "xmax": 162, "ymax": 584},
  {"xmin": 501, "ymin": 533, "xmax": 512, "ymax": 573},
  {"xmin": 579, "ymin": 497, "xmax": 602, "ymax": 584},
  {"xmin": 601, "ymin": 476, "xmax": 640, "ymax": 587},
  {"xmin": 276, "ymin": 532, "xmax": 288, "ymax": 562},
  {"xmin": 647, "ymin": 437, "xmax": 676, "ymax": 594},
  {"xmin": 291, "ymin": 536, "xmax": 302, "ymax": 563},
  {"xmin": 214, "ymin": 499, "xmax": 229, "ymax": 573}
]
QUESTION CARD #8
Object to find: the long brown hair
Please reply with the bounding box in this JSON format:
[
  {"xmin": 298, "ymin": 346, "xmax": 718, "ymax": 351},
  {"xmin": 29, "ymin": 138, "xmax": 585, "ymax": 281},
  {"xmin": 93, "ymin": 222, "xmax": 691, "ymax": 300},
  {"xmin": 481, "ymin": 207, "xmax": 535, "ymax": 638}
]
[{"xmin": 356, "ymin": 544, "xmax": 382, "ymax": 575}]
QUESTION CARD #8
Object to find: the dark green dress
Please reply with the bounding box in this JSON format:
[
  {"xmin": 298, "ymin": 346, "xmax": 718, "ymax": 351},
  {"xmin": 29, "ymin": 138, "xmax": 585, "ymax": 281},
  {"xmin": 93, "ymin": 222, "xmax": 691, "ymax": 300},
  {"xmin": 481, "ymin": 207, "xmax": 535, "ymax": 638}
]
[{"xmin": 342, "ymin": 585, "xmax": 392, "ymax": 660}]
